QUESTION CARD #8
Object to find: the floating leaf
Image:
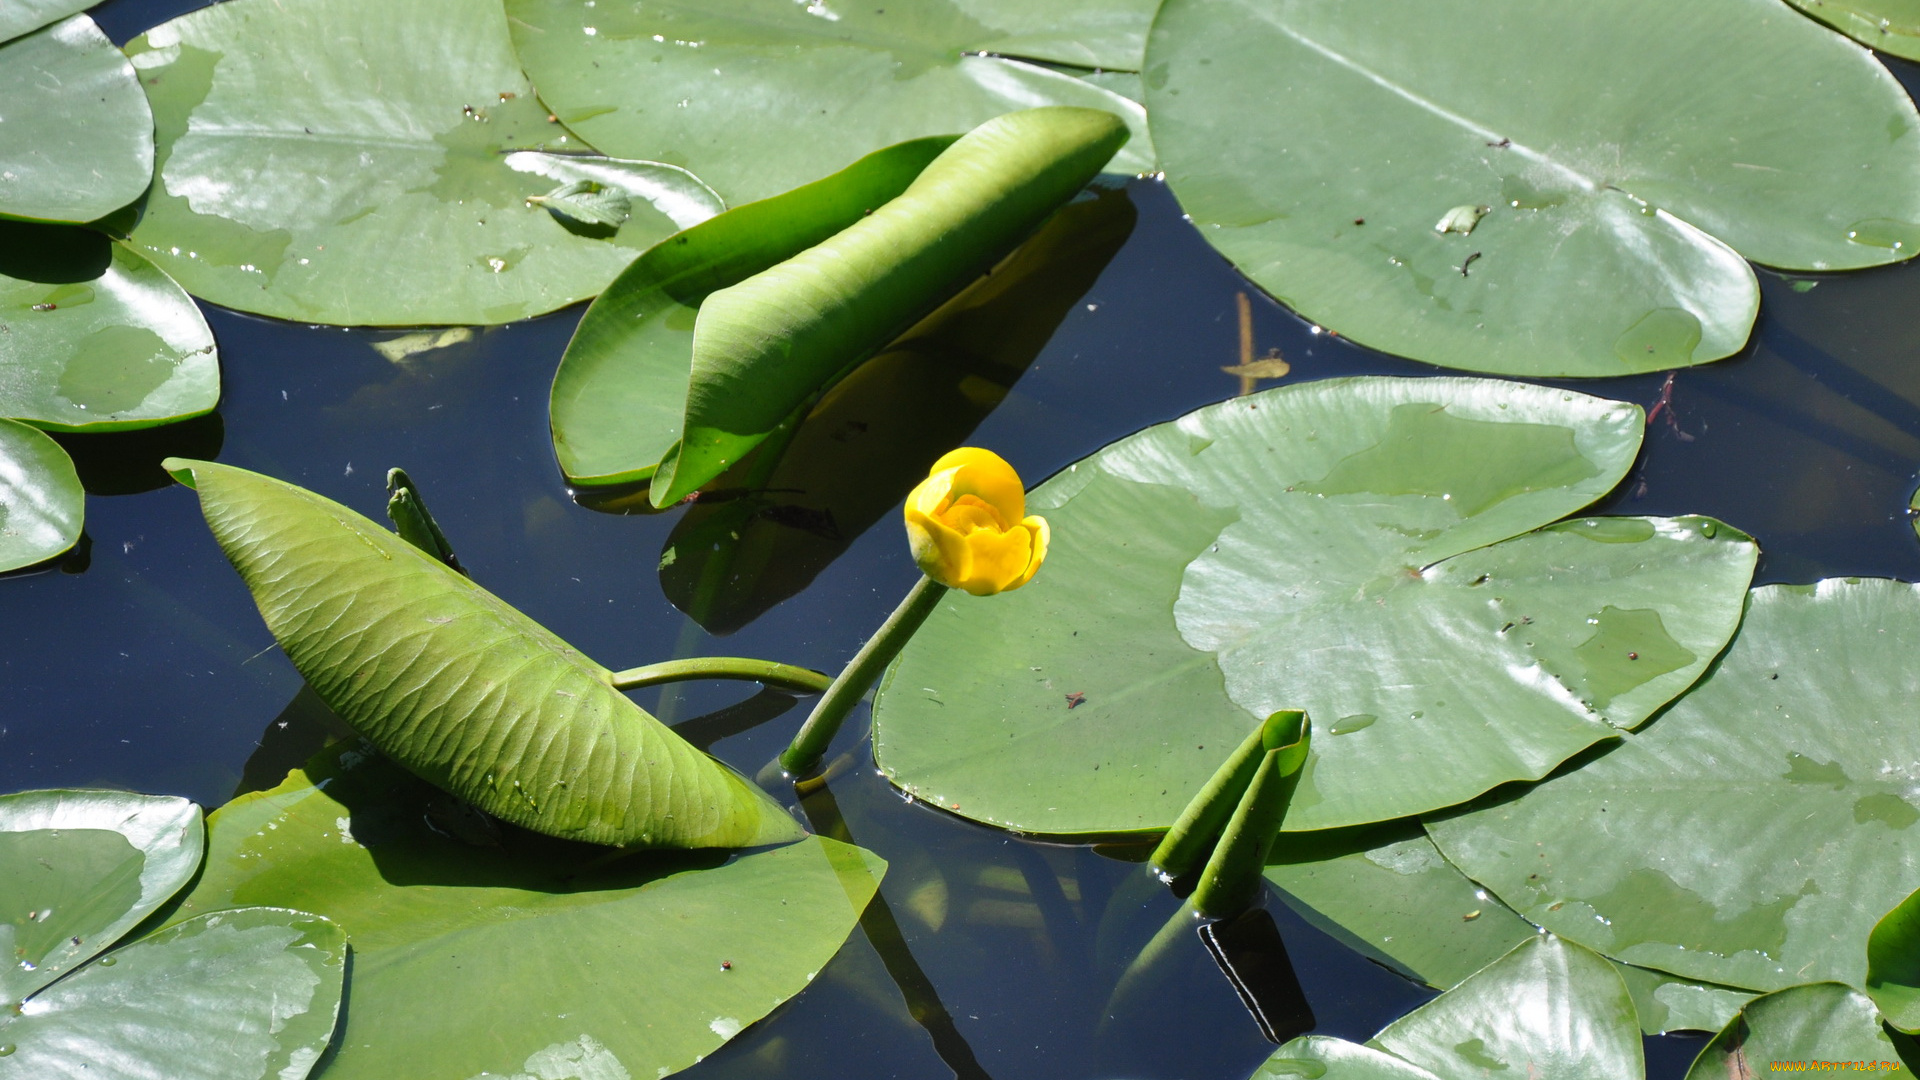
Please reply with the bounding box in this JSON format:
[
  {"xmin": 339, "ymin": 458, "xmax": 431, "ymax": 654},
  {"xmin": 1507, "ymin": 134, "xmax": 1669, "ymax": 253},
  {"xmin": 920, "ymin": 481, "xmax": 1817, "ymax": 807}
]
[
  {"xmin": 1783, "ymin": 0, "xmax": 1920, "ymax": 63},
  {"xmin": 1263, "ymin": 823, "xmax": 1537, "ymax": 992},
  {"xmin": 0, "ymin": 0, "xmax": 92, "ymax": 43},
  {"xmin": 873, "ymin": 377, "xmax": 1757, "ymax": 835},
  {"xmin": 1260, "ymin": 823, "xmax": 1751, "ymax": 1034},
  {"xmin": 1145, "ymin": 0, "xmax": 1920, "ymax": 375},
  {"xmin": 649, "ymin": 107, "xmax": 1129, "ymax": 506},
  {"xmin": 527, "ymin": 179, "xmax": 633, "ymax": 230},
  {"xmin": 1430, "ymin": 579, "xmax": 1920, "ymax": 993},
  {"xmin": 0, "ymin": 908, "xmax": 346, "ymax": 1080},
  {"xmin": 1684, "ymin": 983, "xmax": 1903, "ymax": 1080},
  {"xmin": 550, "ymin": 136, "xmax": 954, "ymax": 489},
  {"xmin": 0, "ymin": 15, "xmax": 154, "ymax": 225},
  {"xmin": 0, "ymin": 221, "xmax": 217, "ymax": 432},
  {"xmin": 161, "ymin": 746, "xmax": 885, "ymax": 1080},
  {"xmin": 504, "ymin": 0, "xmax": 1155, "ymax": 207},
  {"xmin": 1257, "ymin": 936, "xmax": 1643, "ymax": 1079},
  {"xmin": 162, "ymin": 458, "xmax": 804, "ymax": 849},
  {"xmin": 0, "ymin": 417, "xmax": 83, "ymax": 572},
  {"xmin": 122, "ymin": 0, "xmax": 724, "ymax": 326},
  {"xmin": 1868, "ymin": 887, "xmax": 1920, "ymax": 1032},
  {"xmin": 0, "ymin": 790, "xmax": 201, "ymax": 1005}
]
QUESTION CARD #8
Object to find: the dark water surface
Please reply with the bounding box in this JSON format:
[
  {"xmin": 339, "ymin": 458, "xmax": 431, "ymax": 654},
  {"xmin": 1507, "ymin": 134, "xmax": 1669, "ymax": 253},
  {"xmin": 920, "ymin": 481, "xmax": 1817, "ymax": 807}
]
[{"xmin": 10, "ymin": 4, "xmax": 1920, "ymax": 1077}]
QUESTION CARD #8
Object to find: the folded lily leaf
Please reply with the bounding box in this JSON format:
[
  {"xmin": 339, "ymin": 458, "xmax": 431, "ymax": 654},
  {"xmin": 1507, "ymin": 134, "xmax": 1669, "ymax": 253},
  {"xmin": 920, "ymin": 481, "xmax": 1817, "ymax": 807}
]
[
  {"xmin": 650, "ymin": 106, "xmax": 1127, "ymax": 506},
  {"xmin": 162, "ymin": 458, "xmax": 804, "ymax": 849},
  {"xmin": 550, "ymin": 136, "xmax": 957, "ymax": 488}
]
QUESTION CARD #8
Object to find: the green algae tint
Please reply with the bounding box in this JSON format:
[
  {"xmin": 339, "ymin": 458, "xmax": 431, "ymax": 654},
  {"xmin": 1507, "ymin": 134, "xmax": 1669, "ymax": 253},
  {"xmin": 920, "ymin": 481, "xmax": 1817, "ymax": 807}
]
[
  {"xmin": 1782, "ymin": 751, "xmax": 1851, "ymax": 788},
  {"xmin": 1328, "ymin": 714, "xmax": 1377, "ymax": 735},
  {"xmin": 1530, "ymin": 605, "xmax": 1696, "ymax": 714},
  {"xmin": 1854, "ymin": 793, "xmax": 1920, "ymax": 830},
  {"xmin": 1846, "ymin": 218, "xmax": 1920, "ymax": 252},
  {"xmin": 0, "ymin": 829, "xmax": 143, "ymax": 978},
  {"xmin": 1580, "ymin": 868, "xmax": 1812, "ymax": 963},
  {"xmin": 1550, "ymin": 517, "xmax": 1657, "ymax": 544},
  {"xmin": 1612, "ymin": 308, "xmax": 1702, "ymax": 373},
  {"xmin": 1300, "ymin": 404, "xmax": 1600, "ymax": 517}
]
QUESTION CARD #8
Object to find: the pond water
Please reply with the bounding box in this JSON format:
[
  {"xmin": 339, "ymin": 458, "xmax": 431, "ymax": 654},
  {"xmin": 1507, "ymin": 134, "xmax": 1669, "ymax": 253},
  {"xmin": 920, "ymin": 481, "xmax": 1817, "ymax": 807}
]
[{"xmin": 10, "ymin": 4, "xmax": 1920, "ymax": 1077}]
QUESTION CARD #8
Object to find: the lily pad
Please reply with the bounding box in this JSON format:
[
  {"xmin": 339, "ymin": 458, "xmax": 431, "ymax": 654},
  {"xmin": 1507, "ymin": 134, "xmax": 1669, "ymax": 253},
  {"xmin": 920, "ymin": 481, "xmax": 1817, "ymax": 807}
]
[
  {"xmin": 1429, "ymin": 579, "xmax": 1920, "ymax": 993},
  {"xmin": 0, "ymin": 417, "xmax": 83, "ymax": 572},
  {"xmin": 0, "ymin": 0, "xmax": 92, "ymax": 44},
  {"xmin": 0, "ymin": 907, "xmax": 346, "ymax": 1080},
  {"xmin": 1868, "ymin": 887, "xmax": 1920, "ymax": 1032},
  {"xmin": 164, "ymin": 457, "xmax": 803, "ymax": 848},
  {"xmin": 1684, "ymin": 983, "xmax": 1904, "ymax": 1080},
  {"xmin": 872, "ymin": 376, "xmax": 1758, "ymax": 835},
  {"xmin": 0, "ymin": 789, "xmax": 202, "ymax": 1005},
  {"xmin": 1145, "ymin": 0, "xmax": 1920, "ymax": 375},
  {"xmin": 1257, "ymin": 935, "xmax": 1643, "ymax": 1079},
  {"xmin": 504, "ymin": 0, "xmax": 1154, "ymax": 207},
  {"xmin": 1783, "ymin": 0, "xmax": 1920, "ymax": 63},
  {"xmin": 161, "ymin": 744, "xmax": 887, "ymax": 1080},
  {"xmin": 122, "ymin": 0, "xmax": 724, "ymax": 326},
  {"xmin": 1, "ymin": 222, "xmax": 218, "ymax": 432},
  {"xmin": 1261, "ymin": 823, "xmax": 1751, "ymax": 1034},
  {"xmin": 0, "ymin": 15, "xmax": 155, "ymax": 225}
]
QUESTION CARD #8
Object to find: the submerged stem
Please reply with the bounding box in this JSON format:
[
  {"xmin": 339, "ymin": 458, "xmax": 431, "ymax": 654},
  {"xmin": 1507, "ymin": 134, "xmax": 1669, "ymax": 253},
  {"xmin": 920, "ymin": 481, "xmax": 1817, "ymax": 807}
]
[
  {"xmin": 606, "ymin": 657, "xmax": 831, "ymax": 695},
  {"xmin": 780, "ymin": 574, "xmax": 949, "ymax": 776}
]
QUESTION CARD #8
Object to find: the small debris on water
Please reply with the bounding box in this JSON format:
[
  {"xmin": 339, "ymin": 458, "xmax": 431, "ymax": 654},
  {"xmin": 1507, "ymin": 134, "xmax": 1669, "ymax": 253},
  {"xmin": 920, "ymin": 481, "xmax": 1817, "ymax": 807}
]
[{"xmin": 1065, "ymin": 692, "xmax": 1087, "ymax": 709}]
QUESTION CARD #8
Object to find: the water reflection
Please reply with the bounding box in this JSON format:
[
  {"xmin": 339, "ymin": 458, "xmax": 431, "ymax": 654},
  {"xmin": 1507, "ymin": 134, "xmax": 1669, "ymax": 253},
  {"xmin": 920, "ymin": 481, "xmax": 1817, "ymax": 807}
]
[{"xmin": 657, "ymin": 184, "xmax": 1136, "ymax": 633}]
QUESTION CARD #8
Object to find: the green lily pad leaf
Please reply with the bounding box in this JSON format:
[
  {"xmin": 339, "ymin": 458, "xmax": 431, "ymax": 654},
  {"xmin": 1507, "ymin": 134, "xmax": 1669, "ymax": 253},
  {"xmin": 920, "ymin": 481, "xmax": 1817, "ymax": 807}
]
[
  {"xmin": 650, "ymin": 106, "xmax": 1128, "ymax": 507},
  {"xmin": 1145, "ymin": 0, "xmax": 1920, "ymax": 376},
  {"xmin": 873, "ymin": 376, "xmax": 1758, "ymax": 835},
  {"xmin": 1784, "ymin": 0, "xmax": 1920, "ymax": 64},
  {"xmin": 1371, "ymin": 935, "xmax": 1642, "ymax": 1079},
  {"xmin": 1264, "ymin": 823, "xmax": 1537, "ymax": 992},
  {"xmin": 162, "ymin": 746, "xmax": 885, "ymax": 1080},
  {"xmin": 0, "ymin": 0, "xmax": 91, "ymax": 44},
  {"xmin": 0, "ymin": 907, "xmax": 345, "ymax": 1080},
  {"xmin": 1261, "ymin": 823, "xmax": 1751, "ymax": 1034},
  {"xmin": 0, "ymin": 221, "xmax": 217, "ymax": 432},
  {"xmin": 1684, "ymin": 983, "xmax": 1903, "ymax": 1080},
  {"xmin": 0, "ymin": 16, "xmax": 155, "ymax": 226},
  {"xmin": 162, "ymin": 457, "xmax": 803, "ymax": 849},
  {"xmin": 1613, "ymin": 961, "xmax": 1754, "ymax": 1037},
  {"xmin": 122, "ymin": 0, "xmax": 724, "ymax": 326},
  {"xmin": 504, "ymin": 0, "xmax": 1154, "ymax": 207},
  {"xmin": 1868, "ymin": 887, "xmax": 1920, "ymax": 1032},
  {"xmin": 1429, "ymin": 579, "xmax": 1920, "ymax": 993},
  {"xmin": 551, "ymin": 136, "xmax": 956, "ymax": 488},
  {"xmin": 0, "ymin": 789, "xmax": 202, "ymax": 1005},
  {"xmin": 0, "ymin": 417, "xmax": 83, "ymax": 572},
  {"xmin": 1259, "ymin": 935, "xmax": 1643, "ymax": 1079},
  {"xmin": 1253, "ymin": 1036, "xmax": 1443, "ymax": 1080}
]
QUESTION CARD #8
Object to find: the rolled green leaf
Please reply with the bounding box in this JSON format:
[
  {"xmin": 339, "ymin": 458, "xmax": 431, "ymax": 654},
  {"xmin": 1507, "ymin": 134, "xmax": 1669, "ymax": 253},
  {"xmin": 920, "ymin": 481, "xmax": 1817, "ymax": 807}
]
[
  {"xmin": 384, "ymin": 467, "xmax": 462, "ymax": 574},
  {"xmin": 1152, "ymin": 710, "xmax": 1307, "ymax": 881},
  {"xmin": 162, "ymin": 457, "xmax": 804, "ymax": 850},
  {"xmin": 1192, "ymin": 713, "xmax": 1311, "ymax": 920},
  {"xmin": 649, "ymin": 106, "xmax": 1129, "ymax": 506},
  {"xmin": 550, "ymin": 134, "xmax": 956, "ymax": 488},
  {"xmin": 1867, "ymin": 886, "xmax": 1920, "ymax": 1032}
]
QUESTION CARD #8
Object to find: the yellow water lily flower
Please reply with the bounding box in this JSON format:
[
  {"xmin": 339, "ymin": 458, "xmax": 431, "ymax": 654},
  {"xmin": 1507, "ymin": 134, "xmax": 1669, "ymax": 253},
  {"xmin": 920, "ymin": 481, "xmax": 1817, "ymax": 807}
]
[{"xmin": 904, "ymin": 448, "xmax": 1049, "ymax": 596}]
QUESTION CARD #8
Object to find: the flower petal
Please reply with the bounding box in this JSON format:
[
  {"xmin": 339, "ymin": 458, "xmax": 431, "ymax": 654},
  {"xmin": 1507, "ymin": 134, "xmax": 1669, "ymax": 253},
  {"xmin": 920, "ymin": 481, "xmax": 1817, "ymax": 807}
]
[{"xmin": 928, "ymin": 447, "xmax": 1026, "ymax": 523}]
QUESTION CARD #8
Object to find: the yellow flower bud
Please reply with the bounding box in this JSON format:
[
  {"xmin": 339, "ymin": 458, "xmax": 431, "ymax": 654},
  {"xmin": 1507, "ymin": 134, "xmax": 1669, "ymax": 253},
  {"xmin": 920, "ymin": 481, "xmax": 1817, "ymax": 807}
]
[{"xmin": 904, "ymin": 448, "xmax": 1049, "ymax": 596}]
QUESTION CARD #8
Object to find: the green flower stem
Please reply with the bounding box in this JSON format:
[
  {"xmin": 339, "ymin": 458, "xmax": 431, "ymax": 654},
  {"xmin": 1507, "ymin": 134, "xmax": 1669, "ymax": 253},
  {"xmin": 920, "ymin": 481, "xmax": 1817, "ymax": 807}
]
[
  {"xmin": 606, "ymin": 657, "xmax": 832, "ymax": 695},
  {"xmin": 781, "ymin": 574, "xmax": 950, "ymax": 776}
]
